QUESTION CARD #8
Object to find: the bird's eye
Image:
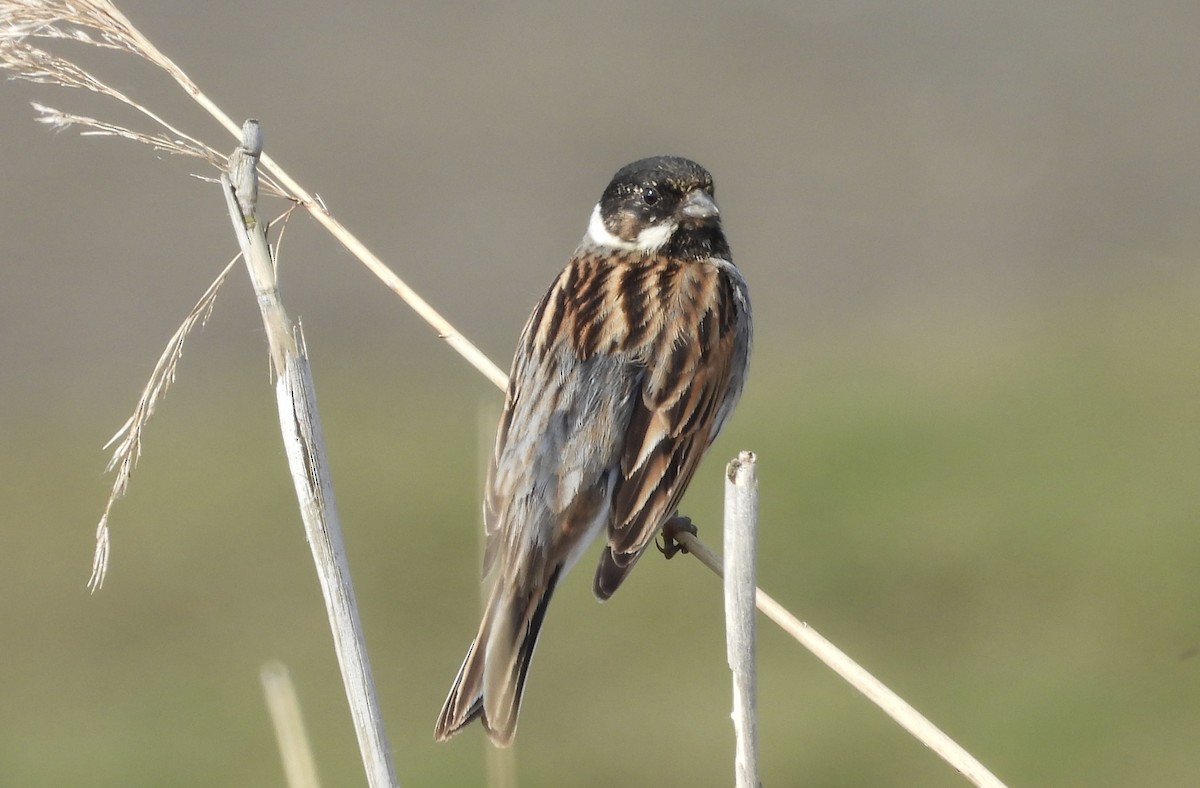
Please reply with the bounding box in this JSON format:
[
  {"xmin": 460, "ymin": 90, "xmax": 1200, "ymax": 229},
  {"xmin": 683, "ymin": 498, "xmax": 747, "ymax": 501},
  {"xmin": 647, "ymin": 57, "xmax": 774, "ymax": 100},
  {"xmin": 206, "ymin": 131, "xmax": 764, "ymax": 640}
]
[{"xmin": 641, "ymin": 187, "xmax": 659, "ymax": 206}]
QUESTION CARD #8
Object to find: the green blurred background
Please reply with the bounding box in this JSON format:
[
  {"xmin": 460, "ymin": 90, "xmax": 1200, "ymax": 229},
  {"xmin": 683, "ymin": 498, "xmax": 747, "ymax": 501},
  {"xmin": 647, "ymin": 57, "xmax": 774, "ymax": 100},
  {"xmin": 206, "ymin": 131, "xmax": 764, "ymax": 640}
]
[{"xmin": 2, "ymin": 1, "xmax": 1199, "ymax": 785}]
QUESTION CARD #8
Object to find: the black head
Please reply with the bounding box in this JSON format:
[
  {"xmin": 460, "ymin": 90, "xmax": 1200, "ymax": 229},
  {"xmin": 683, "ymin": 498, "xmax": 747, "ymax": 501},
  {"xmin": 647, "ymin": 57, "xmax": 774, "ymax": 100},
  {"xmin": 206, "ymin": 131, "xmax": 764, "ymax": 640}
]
[{"xmin": 587, "ymin": 156, "xmax": 728, "ymax": 260}]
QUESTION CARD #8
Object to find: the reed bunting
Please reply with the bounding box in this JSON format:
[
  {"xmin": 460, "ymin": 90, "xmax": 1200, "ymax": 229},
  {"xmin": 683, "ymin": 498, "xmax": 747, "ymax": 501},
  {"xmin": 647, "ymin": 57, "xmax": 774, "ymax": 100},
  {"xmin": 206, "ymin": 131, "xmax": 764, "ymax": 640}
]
[{"xmin": 435, "ymin": 155, "xmax": 752, "ymax": 746}]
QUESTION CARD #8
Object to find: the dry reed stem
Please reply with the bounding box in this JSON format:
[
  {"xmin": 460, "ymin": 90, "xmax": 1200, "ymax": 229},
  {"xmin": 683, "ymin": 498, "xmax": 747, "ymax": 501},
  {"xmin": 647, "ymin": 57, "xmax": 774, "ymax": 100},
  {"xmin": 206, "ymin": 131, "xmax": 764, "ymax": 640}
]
[
  {"xmin": 723, "ymin": 452, "xmax": 760, "ymax": 788},
  {"xmin": 225, "ymin": 120, "xmax": 396, "ymax": 787},
  {"xmin": 261, "ymin": 662, "xmax": 323, "ymax": 788}
]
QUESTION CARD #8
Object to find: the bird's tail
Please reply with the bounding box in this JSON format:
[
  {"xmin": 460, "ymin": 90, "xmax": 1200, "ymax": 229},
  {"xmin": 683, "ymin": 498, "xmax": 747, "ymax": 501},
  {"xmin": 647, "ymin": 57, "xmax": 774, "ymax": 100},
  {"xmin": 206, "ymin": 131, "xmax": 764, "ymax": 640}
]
[{"xmin": 434, "ymin": 566, "xmax": 561, "ymax": 746}]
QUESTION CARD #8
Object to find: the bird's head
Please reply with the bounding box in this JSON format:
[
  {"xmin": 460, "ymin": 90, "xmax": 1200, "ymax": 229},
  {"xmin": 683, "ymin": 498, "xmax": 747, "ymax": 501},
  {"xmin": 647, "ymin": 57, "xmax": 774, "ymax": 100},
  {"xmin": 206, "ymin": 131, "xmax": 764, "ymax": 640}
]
[{"xmin": 585, "ymin": 156, "xmax": 725, "ymax": 259}]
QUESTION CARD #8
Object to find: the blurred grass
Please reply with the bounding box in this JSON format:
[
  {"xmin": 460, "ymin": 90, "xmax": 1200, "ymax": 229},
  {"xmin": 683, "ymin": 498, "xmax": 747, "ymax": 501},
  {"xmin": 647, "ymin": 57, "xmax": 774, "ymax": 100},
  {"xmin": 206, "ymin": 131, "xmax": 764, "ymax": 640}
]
[{"xmin": 2, "ymin": 275, "xmax": 1199, "ymax": 786}]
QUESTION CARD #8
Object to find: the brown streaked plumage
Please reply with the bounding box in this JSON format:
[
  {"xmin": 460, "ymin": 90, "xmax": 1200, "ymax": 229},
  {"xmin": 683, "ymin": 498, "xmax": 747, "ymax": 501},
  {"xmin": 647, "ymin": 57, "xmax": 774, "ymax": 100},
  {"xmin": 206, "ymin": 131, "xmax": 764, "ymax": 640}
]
[{"xmin": 435, "ymin": 156, "xmax": 751, "ymax": 746}]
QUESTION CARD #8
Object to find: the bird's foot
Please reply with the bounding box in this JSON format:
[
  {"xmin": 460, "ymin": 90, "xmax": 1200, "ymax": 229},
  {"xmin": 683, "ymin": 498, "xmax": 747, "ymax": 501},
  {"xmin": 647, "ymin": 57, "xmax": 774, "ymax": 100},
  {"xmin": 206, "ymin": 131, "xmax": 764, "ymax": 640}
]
[{"xmin": 657, "ymin": 516, "xmax": 698, "ymax": 559}]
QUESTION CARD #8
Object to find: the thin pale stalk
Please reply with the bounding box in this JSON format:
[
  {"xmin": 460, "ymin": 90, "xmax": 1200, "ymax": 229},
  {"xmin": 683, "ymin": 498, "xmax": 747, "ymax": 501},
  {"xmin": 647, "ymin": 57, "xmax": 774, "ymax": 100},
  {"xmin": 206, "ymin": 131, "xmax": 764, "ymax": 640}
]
[
  {"xmin": 261, "ymin": 661, "xmax": 322, "ymax": 788},
  {"xmin": 224, "ymin": 121, "xmax": 397, "ymax": 788},
  {"xmin": 723, "ymin": 452, "xmax": 760, "ymax": 788}
]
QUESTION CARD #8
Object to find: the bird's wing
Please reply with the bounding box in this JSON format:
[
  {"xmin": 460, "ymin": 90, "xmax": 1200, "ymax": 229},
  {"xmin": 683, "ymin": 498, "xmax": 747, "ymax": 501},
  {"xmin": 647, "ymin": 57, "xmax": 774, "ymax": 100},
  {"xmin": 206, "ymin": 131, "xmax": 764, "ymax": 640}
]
[{"xmin": 480, "ymin": 259, "xmax": 642, "ymax": 580}]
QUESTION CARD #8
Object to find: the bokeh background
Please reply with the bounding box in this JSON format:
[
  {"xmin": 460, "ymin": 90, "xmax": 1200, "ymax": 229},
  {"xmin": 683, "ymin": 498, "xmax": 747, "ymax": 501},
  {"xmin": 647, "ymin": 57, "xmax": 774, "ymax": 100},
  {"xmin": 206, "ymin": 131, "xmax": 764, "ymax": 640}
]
[{"xmin": 2, "ymin": 1, "xmax": 1199, "ymax": 785}]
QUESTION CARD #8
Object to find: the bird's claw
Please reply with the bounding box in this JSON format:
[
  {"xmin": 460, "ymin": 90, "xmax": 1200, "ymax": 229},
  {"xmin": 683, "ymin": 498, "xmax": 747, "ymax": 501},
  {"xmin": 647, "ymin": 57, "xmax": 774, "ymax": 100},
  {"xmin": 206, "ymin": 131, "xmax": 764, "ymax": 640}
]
[{"xmin": 656, "ymin": 516, "xmax": 698, "ymax": 559}]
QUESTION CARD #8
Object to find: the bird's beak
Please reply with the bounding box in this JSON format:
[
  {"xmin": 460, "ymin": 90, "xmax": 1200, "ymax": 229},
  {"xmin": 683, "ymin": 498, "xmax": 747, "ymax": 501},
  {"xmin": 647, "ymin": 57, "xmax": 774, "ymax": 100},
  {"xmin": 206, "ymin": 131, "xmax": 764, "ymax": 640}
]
[{"xmin": 680, "ymin": 189, "xmax": 719, "ymax": 220}]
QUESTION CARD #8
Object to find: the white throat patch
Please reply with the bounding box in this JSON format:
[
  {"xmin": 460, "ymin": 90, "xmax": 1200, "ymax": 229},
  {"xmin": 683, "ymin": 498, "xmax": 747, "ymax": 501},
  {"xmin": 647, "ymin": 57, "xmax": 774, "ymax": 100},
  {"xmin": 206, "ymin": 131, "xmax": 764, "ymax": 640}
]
[{"xmin": 584, "ymin": 204, "xmax": 673, "ymax": 253}]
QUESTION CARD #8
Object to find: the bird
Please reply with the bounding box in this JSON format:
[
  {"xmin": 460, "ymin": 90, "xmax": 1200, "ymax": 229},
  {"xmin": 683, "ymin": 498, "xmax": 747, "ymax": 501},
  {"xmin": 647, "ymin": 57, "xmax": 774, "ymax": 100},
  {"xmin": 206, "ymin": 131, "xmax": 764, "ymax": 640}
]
[{"xmin": 434, "ymin": 155, "xmax": 752, "ymax": 746}]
